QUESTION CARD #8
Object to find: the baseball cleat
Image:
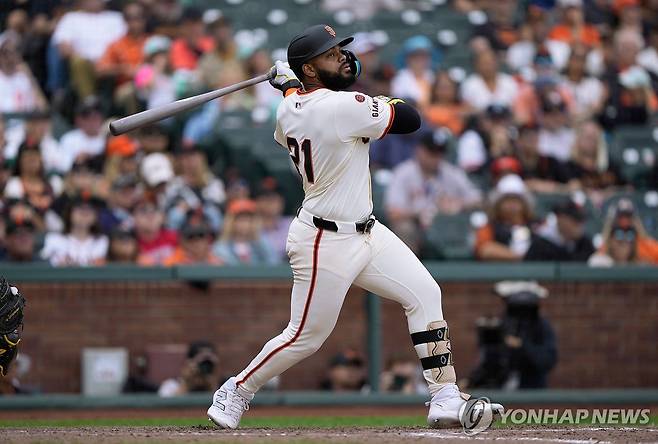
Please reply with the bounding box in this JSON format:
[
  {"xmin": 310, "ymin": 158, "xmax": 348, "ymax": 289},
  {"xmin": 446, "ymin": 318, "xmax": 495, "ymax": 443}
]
[
  {"xmin": 426, "ymin": 384, "xmax": 504, "ymax": 428},
  {"xmin": 207, "ymin": 377, "xmax": 251, "ymax": 429}
]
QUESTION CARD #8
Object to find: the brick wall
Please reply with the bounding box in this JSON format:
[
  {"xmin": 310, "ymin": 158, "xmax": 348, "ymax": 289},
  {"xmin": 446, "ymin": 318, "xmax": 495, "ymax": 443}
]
[{"xmin": 16, "ymin": 279, "xmax": 658, "ymax": 393}]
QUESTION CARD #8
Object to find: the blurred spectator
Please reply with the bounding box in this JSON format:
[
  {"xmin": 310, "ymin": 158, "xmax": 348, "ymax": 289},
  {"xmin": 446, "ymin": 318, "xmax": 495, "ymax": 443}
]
[
  {"xmin": 140, "ymin": 152, "xmax": 174, "ymax": 204},
  {"xmin": 2, "ymin": 111, "xmax": 60, "ymax": 174},
  {"xmin": 637, "ymin": 27, "xmax": 658, "ymax": 79},
  {"xmin": 475, "ymin": 175, "xmax": 535, "ymax": 261},
  {"xmin": 54, "ymin": 158, "xmax": 110, "ymax": 226},
  {"xmin": 245, "ymin": 48, "xmax": 281, "ymax": 111},
  {"xmin": 537, "ymin": 92, "xmax": 575, "ymax": 162},
  {"xmin": 423, "ymin": 71, "xmax": 469, "ymax": 135},
  {"xmin": 391, "ymin": 36, "xmax": 436, "ymax": 107},
  {"xmin": 589, "ymin": 198, "xmax": 658, "ymax": 266},
  {"xmin": 123, "ymin": 354, "xmax": 158, "ymax": 393},
  {"xmin": 164, "ymin": 145, "xmax": 224, "ymax": 232},
  {"xmin": 169, "ymin": 7, "xmax": 213, "ymax": 71},
  {"xmin": 2, "ymin": 212, "xmax": 40, "ymax": 262},
  {"xmin": 564, "ymin": 120, "xmax": 623, "ymax": 202},
  {"xmin": 135, "ymin": 124, "xmax": 171, "ymax": 154},
  {"xmin": 159, "ymin": 340, "xmax": 221, "ymax": 397},
  {"xmin": 380, "ymin": 356, "xmax": 426, "ymax": 394},
  {"xmin": 4, "ymin": 144, "xmax": 61, "ymax": 218},
  {"xmin": 345, "ymin": 32, "xmax": 383, "ymax": 97},
  {"xmin": 457, "ymin": 104, "xmax": 514, "ymax": 173},
  {"xmin": 96, "ymin": 2, "xmax": 148, "ymax": 85},
  {"xmin": 320, "ymin": 349, "xmax": 367, "ymax": 392},
  {"xmin": 549, "ymin": 0, "xmax": 601, "ymax": 47},
  {"xmin": 561, "ymin": 46, "xmax": 605, "ymax": 122},
  {"xmin": 106, "ymin": 226, "xmax": 138, "ymax": 263},
  {"xmin": 471, "ymin": 0, "xmax": 519, "ymax": 51},
  {"xmin": 506, "ymin": 13, "xmax": 570, "ymax": 73},
  {"xmin": 515, "ymin": 124, "xmax": 570, "ymax": 194},
  {"xmin": 135, "ymin": 35, "xmax": 176, "ymax": 111},
  {"xmin": 198, "ymin": 15, "xmax": 244, "ymax": 90},
  {"xmin": 599, "ymin": 29, "xmax": 657, "ymax": 130},
  {"xmin": 0, "ymin": 31, "xmax": 47, "ymax": 113},
  {"xmin": 467, "ymin": 282, "xmax": 557, "ymax": 389},
  {"xmin": 254, "ymin": 178, "xmax": 293, "ymax": 262},
  {"xmin": 134, "ymin": 197, "xmax": 178, "ymax": 265},
  {"xmin": 52, "ymin": 0, "xmax": 127, "ymax": 99},
  {"xmin": 161, "ymin": 209, "xmax": 222, "ymax": 266},
  {"xmin": 386, "ymin": 128, "xmax": 482, "ymax": 233},
  {"xmin": 40, "ymin": 195, "xmax": 108, "ymax": 266},
  {"xmin": 213, "ymin": 199, "xmax": 277, "ymax": 265},
  {"xmin": 99, "ymin": 174, "xmax": 141, "ymax": 233},
  {"xmin": 615, "ymin": 0, "xmax": 645, "ymax": 35},
  {"xmin": 370, "ymin": 115, "xmax": 427, "ymax": 171},
  {"xmin": 58, "ymin": 96, "xmax": 107, "ymax": 173},
  {"xmin": 525, "ymin": 198, "xmax": 595, "ymax": 261},
  {"xmin": 460, "ymin": 49, "xmax": 518, "ymax": 112}
]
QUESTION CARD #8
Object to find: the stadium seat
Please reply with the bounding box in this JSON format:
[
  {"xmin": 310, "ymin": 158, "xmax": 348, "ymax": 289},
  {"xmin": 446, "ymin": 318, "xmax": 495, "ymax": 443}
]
[{"xmin": 425, "ymin": 211, "xmax": 475, "ymax": 260}]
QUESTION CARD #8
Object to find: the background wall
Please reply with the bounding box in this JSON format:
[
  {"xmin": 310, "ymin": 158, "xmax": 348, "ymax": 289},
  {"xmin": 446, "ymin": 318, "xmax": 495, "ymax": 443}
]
[{"xmin": 17, "ymin": 277, "xmax": 658, "ymax": 393}]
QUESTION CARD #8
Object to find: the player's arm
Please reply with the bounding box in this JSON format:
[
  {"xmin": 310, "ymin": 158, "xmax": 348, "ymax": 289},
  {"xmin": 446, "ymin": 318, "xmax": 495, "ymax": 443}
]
[
  {"xmin": 335, "ymin": 93, "xmax": 420, "ymax": 142},
  {"xmin": 269, "ymin": 61, "xmax": 302, "ymax": 97}
]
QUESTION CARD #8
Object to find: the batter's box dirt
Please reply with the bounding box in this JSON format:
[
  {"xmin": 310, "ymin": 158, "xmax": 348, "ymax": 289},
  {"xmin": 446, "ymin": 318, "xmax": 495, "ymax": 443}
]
[{"xmin": 2, "ymin": 426, "xmax": 658, "ymax": 444}]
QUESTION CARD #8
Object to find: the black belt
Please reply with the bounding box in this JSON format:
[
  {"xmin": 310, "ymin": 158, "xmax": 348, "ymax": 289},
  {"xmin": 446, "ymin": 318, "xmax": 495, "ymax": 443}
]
[{"xmin": 312, "ymin": 216, "xmax": 376, "ymax": 233}]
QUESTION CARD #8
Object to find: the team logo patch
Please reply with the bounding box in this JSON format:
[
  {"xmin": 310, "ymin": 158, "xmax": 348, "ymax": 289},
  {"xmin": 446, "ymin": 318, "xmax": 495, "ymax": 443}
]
[
  {"xmin": 355, "ymin": 94, "xmax": 365, "ymax": 103},
  {"xmin": 324, "ymin": 25, "xmax": 336, "ymax": 37}
]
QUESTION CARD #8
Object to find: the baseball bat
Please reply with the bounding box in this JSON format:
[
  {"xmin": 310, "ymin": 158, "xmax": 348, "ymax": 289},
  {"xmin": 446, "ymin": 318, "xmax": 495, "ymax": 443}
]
[{"xmin": 109, "ymin": 67, "xmax": 275, "ymax": 136}]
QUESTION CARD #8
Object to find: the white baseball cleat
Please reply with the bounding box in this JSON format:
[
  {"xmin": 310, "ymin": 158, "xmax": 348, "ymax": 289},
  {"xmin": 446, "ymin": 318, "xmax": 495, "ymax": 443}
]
[
  {"xmin": 426, "ymin": 384, "xmax": 504, "ymax": 428},
  {"xmin": 207, "ymin": 377, "xmax": 251, "ymax": 429}
]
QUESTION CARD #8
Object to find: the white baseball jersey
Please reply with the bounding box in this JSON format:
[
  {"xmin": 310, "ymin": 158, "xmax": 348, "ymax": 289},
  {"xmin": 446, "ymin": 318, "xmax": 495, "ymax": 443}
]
[{"xmin": 274, "ymin": 88, "xmax": 394, "ymax": 222}]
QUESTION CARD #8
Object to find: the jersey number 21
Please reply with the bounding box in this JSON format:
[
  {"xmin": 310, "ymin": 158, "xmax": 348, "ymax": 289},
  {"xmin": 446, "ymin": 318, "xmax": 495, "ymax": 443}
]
[{"xmin": 286, "ymin": 137, "xmax": 315, "ymax": 183}]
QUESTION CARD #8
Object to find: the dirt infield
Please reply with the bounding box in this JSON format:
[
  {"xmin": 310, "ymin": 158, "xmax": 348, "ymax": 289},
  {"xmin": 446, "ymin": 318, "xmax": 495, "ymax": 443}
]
[{"xmin": 3, "ymin": 425, "xmax": 658, "ymax": 444}]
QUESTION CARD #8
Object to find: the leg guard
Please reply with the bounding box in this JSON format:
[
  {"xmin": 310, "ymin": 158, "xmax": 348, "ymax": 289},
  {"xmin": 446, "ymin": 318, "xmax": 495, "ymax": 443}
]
[{"xmin": 411, "ymin": 320, "xmax": 457, "ymax": 387}]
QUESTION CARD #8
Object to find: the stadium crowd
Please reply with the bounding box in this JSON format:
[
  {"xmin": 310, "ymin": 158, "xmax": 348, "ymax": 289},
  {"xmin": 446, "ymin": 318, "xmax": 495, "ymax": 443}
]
[{"xmin": 0, "ymin": 0, "xmax": 657, "ymax": 267}]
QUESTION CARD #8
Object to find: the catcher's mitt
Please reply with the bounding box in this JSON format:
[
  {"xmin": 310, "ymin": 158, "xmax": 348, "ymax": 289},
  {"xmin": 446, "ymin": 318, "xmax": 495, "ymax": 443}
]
[{"xmin": 0, "ymin": 278, "xmax": 25, "ymax": 377}]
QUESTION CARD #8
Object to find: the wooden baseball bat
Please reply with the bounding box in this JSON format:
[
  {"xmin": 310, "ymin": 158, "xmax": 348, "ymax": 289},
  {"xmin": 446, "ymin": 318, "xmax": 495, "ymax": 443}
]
[{"xmin": 109, "ymin": 67, "xmax": 275, "ymax": 136}]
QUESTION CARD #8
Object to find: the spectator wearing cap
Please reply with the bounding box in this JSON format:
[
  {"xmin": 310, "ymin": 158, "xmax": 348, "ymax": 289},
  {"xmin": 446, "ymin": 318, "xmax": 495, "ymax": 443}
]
[
  {"xmin": 99, "ymin": 174, "xmax": 141, "ymax": 233},
  {"xmin": 2, "ymin": 110, "xmax": 61, "ymax": 174},
  {"xmin": 475, "ymin": 175, "xmax": 535, "ymax": 261},
  {"xmin": 515, "ymin": 124, "xmax": 571, "ymax": 193},
  {"xmin": 390, "ymin": 36, "xmax": 438, "ymax": 108},
  {"xmin": 589, "ymin": 198, "xmax": 658, "ymax": 266},
  {"xmin": 525, "ymin": 198, "xmax": 595, "ymax": 261},
  {"xmin": 135, "ymin": 35, "xmax": 176, "ymax": 111},
  {"xmin": 254, "ymin": 178, "xmax": 293, "ymax": 263},
  {"xmin": 549, "ymin": 0, "xmax": 601, "ymax": 47},
  {"xmin": 163, "ymin": 145, "xmax": 225, "ymax": 232},
  {"xmin": 161, "ymin": 210, "xmax": 222, "ymax": 266},
  {"xmin": 51, "ymin": 0, "xmax": 127, "ymax": 99},
  {"xmin": 140, "ymin": 152, "xmax": 174, "ymax": 204},
  {"xmin": 106, "ymin": 227, "xmax": 139, "ymax": 263},
  {"xmin": 40, "ymin": 194, "xmax": 108, "ymax": 266},
  {"xmin": 2, "ymin": 212, "xmax": 41, "ymax": 263},
  {"xmin": 197, "ymin": 14, "xmax": 244, "ymax": 91},
  {"xmin": 134, "ymin": 197, "xmax": 178, "ymax": 265},
  {"xmin": 563, "ymin": 120, "xmax": 623, "ymax": 202},
  {"xmin": 58, "ymin": 96, "xmax": 107, "ymax": 173},
  {"xmin": 96, "ymin": 3, "xmax": 149, "ymax": 88},
  {"xmin": 460, "ymin": 50, "xmax": 519, "ymax": 112},
  {"xmin": 599, "ymin": 29, "xmax": 658, "ymax": 130},
  {"xmin": 457, "ymin": 104, "xmax": 514, "ymax": 173},
  {"xmin": 561, "ymin": 46, "xmax": 605, "ymax": 122},
  {"xmin": 213, "ymin": 199, "xmax": 277, "ymax": 266},
  {"xmin": 423, "ymin": 71, "xmax": 470, "ymax": 135},
  {"xmin": 537, "ymin": 92, "xmax": 575, "ymax": 162},
  {"xmin": 4, "ymin": 143, "xmax": 61, "ymax": 219},
  {"xmin": 53, "ymin": 158, "xmax": 109, "ymax": 228},
  {"xmin": 0, "ymin": 31, "xmax": 48, "ymax": 114},
  {"xmin": 169, "ymin": 8, "xmax": 213, "ymax": 71},
  {"xmin": 386, "ymin": 128, "xmax": 482, "ymax": 234}
]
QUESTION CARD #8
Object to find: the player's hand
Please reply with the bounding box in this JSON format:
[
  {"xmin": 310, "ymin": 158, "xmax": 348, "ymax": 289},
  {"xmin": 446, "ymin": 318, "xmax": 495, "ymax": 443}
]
[{"xmin": 269, "ymin": 61, "xmax": 302, "ymax": 95}]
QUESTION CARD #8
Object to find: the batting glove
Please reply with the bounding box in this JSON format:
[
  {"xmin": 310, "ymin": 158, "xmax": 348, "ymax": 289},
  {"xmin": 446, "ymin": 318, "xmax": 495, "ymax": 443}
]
[
  {"xmin": 374, "ymin": 95, "xmax": 405, "ymax": 105},
  {"xmin": 269, "ymin": 61, "xmax": 302, "ymax": 95},
  {"xmin": 341, "ymin": 49, "xmax": 361, "ymax": 78}
]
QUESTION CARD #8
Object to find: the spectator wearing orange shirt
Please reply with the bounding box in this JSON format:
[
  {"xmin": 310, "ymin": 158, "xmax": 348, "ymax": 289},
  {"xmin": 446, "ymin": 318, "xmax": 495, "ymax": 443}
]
[
  {"xmin": 169, "ymin": 8, "xmax": 213, "ymax": 71},
  {"xmin": 162, "ymin": 210, "xmax": 222, "ymax": 266},
  {"xmin": 549, "ymin": 0, "xmax": 600, "ymax": 48},
  {"xmin": 423, "ymin": 71, "xmax": 469, "ymax": 135},
  {"xmin": 96, "ymin": 3, "xmax": 149, "ymax": 86}
]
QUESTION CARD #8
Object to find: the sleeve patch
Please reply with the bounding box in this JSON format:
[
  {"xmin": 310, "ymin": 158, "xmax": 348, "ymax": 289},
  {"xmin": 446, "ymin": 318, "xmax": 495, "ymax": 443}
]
[{"xmin": 355, "ymin": 94, "xmax": 365, "ymax": 103}]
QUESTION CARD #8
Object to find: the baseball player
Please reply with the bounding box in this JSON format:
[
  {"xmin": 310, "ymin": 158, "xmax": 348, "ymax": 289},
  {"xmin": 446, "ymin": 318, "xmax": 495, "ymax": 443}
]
[
  {"xmin": 0, "ymin": 278, "xmax": 26, "ymax": 378},
  {"xmin": 208, "ymin": 24, "xmax": 503, "ymax": 429}
]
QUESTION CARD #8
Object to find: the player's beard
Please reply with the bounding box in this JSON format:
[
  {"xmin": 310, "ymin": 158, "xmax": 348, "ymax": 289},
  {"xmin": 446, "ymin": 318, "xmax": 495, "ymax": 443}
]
[{"xmin": 316, "ymin": 66, "xmax": 356, "ymax": 91}]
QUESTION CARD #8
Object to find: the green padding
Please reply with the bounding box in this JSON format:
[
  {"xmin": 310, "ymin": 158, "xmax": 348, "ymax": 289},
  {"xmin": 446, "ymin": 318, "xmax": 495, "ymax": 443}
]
[
  {"xmin": 1, "ymin": 390, "xmax": 657, "ymax": 410},
  {"xmin": 3, "ymin": 263, "xmax": 658, "ymax": 283}
]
